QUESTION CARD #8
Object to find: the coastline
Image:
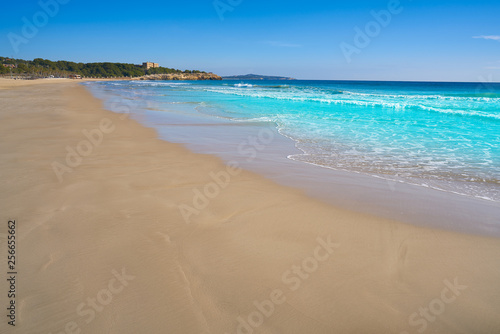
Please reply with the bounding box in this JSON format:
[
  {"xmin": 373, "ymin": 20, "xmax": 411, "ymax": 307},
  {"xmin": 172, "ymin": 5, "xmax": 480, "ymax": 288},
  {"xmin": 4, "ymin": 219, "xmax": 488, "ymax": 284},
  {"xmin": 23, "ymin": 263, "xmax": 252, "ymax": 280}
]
[
  {"xmin": 1, "ymin": 80, "xmax": 500, "ymax": 333},
  {"xmin": 0, "ymin": 77, "xmax": 126, "ymax": 90},
  {"xmin": 85, "ymin": 80, "xmax": 500, "ymax": 237}
]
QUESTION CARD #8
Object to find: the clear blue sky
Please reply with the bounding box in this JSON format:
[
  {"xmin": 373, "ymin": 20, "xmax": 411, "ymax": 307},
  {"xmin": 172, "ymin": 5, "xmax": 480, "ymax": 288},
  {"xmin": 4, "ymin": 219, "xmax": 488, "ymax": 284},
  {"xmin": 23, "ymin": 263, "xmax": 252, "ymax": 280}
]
[{"xmin": 1, "ymin": 0, "xmax": 499, "ymax": 81}]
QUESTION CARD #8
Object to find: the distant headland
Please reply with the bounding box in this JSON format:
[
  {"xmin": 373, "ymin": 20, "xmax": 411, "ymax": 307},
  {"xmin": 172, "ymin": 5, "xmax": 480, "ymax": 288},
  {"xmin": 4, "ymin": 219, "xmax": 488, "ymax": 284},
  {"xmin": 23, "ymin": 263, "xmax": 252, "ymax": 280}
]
[{"xmin": 222, "ymin": 74, "xmax": 296, "ymax": 80}]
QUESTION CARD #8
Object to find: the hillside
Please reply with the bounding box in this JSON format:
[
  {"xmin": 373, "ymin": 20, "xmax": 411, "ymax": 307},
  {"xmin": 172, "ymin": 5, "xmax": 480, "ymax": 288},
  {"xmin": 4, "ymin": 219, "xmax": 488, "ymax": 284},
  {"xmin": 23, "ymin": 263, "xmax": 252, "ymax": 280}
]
[
  {"xmin": 133, "ymin": 73, "xmax": 222, "ymax": 81},
  {"xmin": 0, "ymin": 57, "xmax": 212, "ymax": 79}
]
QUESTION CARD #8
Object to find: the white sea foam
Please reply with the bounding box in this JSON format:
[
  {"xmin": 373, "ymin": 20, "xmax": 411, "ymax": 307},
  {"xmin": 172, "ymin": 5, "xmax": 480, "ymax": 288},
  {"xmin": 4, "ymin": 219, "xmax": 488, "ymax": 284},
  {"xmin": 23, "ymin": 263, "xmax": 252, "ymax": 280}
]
[
  {"xmin": 199, "ymin": 85, "xmax": 500, "ymax": 120},
  {"xmin": 234, "ymin": 83, "xmax": 253, "ymax": 88},
  {"xmin": 87, "ymin": 80, "xmax": 500, "ymax": 203}
]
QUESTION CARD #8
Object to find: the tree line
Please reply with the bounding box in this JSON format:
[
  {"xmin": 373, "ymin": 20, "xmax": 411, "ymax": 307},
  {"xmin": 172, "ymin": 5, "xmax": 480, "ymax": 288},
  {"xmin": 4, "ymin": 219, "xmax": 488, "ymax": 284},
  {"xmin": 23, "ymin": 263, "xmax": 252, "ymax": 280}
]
[{"xmin": 0, "ymin": 57, "xmax": 206, "ymax": 78}]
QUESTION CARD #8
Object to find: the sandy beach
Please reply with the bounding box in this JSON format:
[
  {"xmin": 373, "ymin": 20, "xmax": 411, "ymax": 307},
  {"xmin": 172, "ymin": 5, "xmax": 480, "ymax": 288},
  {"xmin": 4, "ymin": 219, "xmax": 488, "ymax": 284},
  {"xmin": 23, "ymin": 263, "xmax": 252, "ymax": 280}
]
[{"xmin": 1, "ymin": 79, "xmax": 500, "ymax": 333}]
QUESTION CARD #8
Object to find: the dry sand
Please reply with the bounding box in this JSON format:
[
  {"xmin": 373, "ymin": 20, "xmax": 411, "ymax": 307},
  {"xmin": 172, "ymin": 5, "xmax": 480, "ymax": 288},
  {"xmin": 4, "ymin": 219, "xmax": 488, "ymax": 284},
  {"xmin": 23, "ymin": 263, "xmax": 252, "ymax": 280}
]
[{"xmin": 0, "ymin": 80, "xmax": 499, "ymax": 333}]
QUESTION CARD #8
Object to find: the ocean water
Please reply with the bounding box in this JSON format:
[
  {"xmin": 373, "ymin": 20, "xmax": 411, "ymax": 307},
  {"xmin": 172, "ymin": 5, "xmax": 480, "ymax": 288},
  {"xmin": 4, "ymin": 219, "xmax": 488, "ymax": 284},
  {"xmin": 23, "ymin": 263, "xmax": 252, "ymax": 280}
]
[{"xmin": 84, "ymin": 80, "xmax": 500, "ymax": 203}]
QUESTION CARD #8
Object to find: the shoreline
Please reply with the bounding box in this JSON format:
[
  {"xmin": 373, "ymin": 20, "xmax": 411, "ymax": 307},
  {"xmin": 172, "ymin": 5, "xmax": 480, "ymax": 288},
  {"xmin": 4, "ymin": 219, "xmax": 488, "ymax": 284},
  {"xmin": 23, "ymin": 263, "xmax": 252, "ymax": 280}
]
[
  {"xmin": 84, "ymin": 80, "xmax": 500, "ymax": 237},
  {"xmin": 0, "ymin": 77, "xmax": 127, "ymax": 90},
  {"xmin": 1, "ymin": 80, "xmax": 500, "ymax": 333}
]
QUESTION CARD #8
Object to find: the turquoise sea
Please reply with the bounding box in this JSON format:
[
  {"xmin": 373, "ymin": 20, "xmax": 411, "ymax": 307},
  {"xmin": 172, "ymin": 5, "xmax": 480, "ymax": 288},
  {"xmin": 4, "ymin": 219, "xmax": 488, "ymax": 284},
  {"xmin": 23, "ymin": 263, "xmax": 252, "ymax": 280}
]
[{"xmin": 85, "ymin": 80, "xmax": 500, "ymax": 203}]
